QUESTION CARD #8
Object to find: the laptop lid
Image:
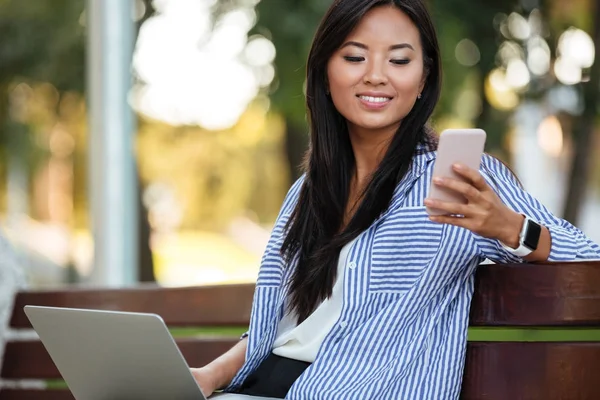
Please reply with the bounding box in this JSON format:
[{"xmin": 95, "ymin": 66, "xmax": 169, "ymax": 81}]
[{"xmin": 24, "ymin": 305, "xmax": 207, "ymax": 400}]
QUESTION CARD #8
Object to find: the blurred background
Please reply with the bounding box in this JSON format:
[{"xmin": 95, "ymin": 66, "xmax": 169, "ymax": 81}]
[{"xmin": 0, "ymin": 0, "xmax": 599, "ymax": 289}]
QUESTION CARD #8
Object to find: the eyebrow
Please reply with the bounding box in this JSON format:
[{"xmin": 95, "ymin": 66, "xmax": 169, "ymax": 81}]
[{"xmin": 340, "ymin": 41, "xmax": 415, "ymax": 51}]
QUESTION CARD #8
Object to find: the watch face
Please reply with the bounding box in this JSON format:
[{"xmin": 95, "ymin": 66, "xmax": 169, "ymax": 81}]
[{"xmin": 523, "ymin": 220, "xmax": 542, "ymax": 250}]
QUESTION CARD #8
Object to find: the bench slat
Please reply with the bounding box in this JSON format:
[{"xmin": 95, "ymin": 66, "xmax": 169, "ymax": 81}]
[
  {"xmin": 1, "ymin": 338, "xmax": 239, "ymax": 379},
  {"xmin": 10, "ymin": 262, "xmax": 600, "ymax": 329},
  {"xmin": 9, "ymin": 284, "xmax": 255, "ymax": 329},
  {"xmin": 4, "ymin": 338, "xmax": 600, "ymax": 399},
  {"xmin": 469, "ymin": 262, "xmax": 600, "ymax": 326},
  {"xmin": 461, "ymin": 342, "xmax": 600, "ymax": 399},
  {"xmin": 0, "ymin": 389, "xmax": 73, "ymax": 400}
]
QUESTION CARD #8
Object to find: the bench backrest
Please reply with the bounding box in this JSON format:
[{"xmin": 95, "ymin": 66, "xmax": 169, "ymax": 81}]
[{"xmin": 1, "ymin": 261, "xmax": 599, "ymax": 400}]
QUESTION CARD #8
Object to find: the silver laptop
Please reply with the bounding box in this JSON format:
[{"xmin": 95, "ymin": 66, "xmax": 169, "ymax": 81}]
[{"xmin": 24, "ymin": 306, "xmax": 277, "ymax": 400}]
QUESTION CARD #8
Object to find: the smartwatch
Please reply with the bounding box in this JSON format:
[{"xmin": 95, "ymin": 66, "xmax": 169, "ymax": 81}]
[{"xmin": 500, "ymin": 214, "xmax": 542, "ymax": 257}]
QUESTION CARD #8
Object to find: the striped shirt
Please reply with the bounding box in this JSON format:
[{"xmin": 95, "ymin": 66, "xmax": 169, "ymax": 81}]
[{"xmin": 225, "ymin": 150, "xmax": 600, "ymax": 399}]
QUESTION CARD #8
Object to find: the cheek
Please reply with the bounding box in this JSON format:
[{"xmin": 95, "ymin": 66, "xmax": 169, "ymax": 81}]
[
  {"xmin": 327, "ymin": 59, "xmax": 363, "ymax": 93},
  {"xmin": 391, "ymin": 70, "xmax": 424, "ymax": 96},
  {"xmin": 329, "ymin": 91, "xmax": 349, "ymax": 121},
  {"xmin": 328, "ymin": 73, "xmax": 361, "ymax": 95},
  {"xmin": 328, "ymin": 76, "xmax": 359, "ymax": 112}
]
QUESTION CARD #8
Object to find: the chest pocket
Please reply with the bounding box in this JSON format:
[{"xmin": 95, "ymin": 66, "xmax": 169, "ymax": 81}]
[{"xmin": 369, "ymin": 206, "xmax": 443, "ymax": 293}]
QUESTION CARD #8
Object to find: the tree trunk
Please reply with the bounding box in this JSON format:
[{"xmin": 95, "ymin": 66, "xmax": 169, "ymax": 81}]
[
  {"xmin": 561, "ymin": 0, "xmax": 600, "ymax": 223},
  {"xmin": 134, "ymin": 0, "xmax": 157, "ymax": 282},
  {"xmin": 136, "ymin": 169, "xmax": 155, "ymax": 282}
]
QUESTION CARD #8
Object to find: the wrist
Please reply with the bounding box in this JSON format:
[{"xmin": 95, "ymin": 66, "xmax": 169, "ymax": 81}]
[
  {"xmin": 502, "ymin": 211, "xmax": 524, "ymax": 249},
  {"xmin": 202, "ymin": 364, "xmax": 226, "ymax": 391}
]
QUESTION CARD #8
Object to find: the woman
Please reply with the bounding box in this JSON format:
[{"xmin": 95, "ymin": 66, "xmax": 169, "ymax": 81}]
[{"xmin": 192, "ymin": 0, "xmax": 600, "ymax": 398}]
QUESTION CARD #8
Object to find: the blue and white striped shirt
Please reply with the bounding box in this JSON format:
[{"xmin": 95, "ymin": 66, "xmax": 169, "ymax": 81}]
[{"xmin": 226, "ymin": 150, "xmax": 600, "ymax": 399}]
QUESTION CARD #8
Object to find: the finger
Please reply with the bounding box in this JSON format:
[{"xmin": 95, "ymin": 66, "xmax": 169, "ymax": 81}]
[
  {"xmin": 428, "ymin": 214, "xmax": 470, "ymax": 229},
  {"xmin": 425, "ymin": 198, "xmax": 470, "ymax": 216},
  {"xmin": 432, "ymin": 177, "xmax": 481, "ymax": 201},
  {"xmin": 452, "ymin": 164, "xmax": 489, "ymax": 191}
]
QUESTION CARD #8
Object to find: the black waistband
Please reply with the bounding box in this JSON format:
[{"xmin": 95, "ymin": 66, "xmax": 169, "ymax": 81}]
[{"xmin": 236, "ymin": 353, "xmax": 312, "ymax": 398}]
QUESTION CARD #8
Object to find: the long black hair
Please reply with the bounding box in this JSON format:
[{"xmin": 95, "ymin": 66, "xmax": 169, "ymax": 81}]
[{"xmin": 281, "ymin": 0, "xmax": 443, "ymax": 322}]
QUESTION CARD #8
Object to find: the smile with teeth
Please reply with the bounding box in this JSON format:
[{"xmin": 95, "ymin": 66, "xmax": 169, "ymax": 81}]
[{"xmin": 358, "ymin": 95, "xmax": 392, "ymax": 103}]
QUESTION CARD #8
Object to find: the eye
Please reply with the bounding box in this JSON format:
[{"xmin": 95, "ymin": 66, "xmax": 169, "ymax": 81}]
[
  {"xmin": 343, "ymin": 56, "xmax": 364, "ymax": 63},
  {"xmin": 391, "ymin": 59, "xmax": 410, "ymax": 65}
]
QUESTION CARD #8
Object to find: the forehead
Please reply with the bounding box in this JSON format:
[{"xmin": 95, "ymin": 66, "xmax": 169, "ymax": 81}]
[{"xmin": 344, "ymin": 5, "xmax": 421, "ymax": 49}]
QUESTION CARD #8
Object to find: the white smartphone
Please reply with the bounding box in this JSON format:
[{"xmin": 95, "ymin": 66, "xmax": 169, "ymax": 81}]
[{"xmin": 426, "ymin": 128, "xmax": 487, "ymax": 216}]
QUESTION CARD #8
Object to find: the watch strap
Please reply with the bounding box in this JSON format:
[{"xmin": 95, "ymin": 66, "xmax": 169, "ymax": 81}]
[{"xmin": 500, "ymin": 214, "xmax": 535, "ymax": 257}]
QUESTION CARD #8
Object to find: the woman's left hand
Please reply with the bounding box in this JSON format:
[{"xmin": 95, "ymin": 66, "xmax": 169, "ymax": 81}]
[{"xmin": 423, "ymin": 163, "xmax": 523, "ymax": 247}]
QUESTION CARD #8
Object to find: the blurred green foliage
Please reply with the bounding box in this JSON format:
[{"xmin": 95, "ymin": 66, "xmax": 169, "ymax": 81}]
[
  {"xmin": 0, "ymin": 0, "xmax": 598, "ymax": 230},
  {"xmin": 0, "ymin": 0, "xmax": 85, "ymax": 214}
]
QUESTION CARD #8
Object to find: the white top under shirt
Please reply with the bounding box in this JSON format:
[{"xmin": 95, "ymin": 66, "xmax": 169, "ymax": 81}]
[{"xmin": 271, "ymin": 238, "xmax": 358, "ymax": 363}]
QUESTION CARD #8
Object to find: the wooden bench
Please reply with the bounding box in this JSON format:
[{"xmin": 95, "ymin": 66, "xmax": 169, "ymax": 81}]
[{"xmin": 1, "ymin": 261, "xmax": 599, "ymax": 399}]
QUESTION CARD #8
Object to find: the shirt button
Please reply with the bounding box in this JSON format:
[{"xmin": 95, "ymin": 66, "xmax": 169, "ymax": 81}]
[
  {"xmin": 339, "ymin": 321, "xmax": 348, "ymax": 329},
  {"xmin": 348, "ymin": 261, "xmax": 357, "ymax": 269}
]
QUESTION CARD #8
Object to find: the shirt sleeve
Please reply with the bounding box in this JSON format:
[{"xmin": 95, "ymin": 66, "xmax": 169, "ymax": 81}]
[{"xmin": 475, "ymin": 154, "xmax": 600, "ymax": 263}]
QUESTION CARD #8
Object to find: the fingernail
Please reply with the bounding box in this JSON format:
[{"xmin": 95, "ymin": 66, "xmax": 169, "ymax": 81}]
[
  {"xmin": 453, "ymin": 164, "xmax": 463, "ymax": 170},
  {"xmin": 433, "ymin": 177, "xmax": 443, "ymax": 184}
]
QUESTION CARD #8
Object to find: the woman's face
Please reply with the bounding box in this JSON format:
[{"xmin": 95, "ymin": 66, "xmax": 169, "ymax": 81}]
[{"xmin": 327, "ymin": 5, "xmax": 426, "ymax": 138}]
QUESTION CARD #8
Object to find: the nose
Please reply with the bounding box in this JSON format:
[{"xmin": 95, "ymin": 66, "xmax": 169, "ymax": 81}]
[{"xmin": 363, "ymin": 58, "xmax": 388, "ymax": 86}]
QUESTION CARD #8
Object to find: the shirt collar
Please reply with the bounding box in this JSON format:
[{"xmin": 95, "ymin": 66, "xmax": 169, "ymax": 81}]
[
  {"xmin": 411, "ymin": 144, "xmax": 436, "ymax": 177},
  {"xmin": 376, "ymin": 147, "xmax": 436, "ymax": 222}
]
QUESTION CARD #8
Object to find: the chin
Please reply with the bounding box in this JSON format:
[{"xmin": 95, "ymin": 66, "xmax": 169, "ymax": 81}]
[{"xmin": 351, "ymin": 118, "xmax": 399, "ymax": 133}]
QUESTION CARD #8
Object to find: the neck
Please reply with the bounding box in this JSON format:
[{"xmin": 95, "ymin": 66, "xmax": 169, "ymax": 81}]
[{"xmin": 348, "ymin": 124, "xmax": 397, "ymax": 183}]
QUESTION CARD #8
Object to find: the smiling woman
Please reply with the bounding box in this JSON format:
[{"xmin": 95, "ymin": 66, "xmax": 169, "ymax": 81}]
[
  {"xmin": 187, "ymin": 1, "xmax": 600, "ymax": 399},
  {"xmin": 327, "ymin": 8, "xmax": 425, "ymax": 139}
]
